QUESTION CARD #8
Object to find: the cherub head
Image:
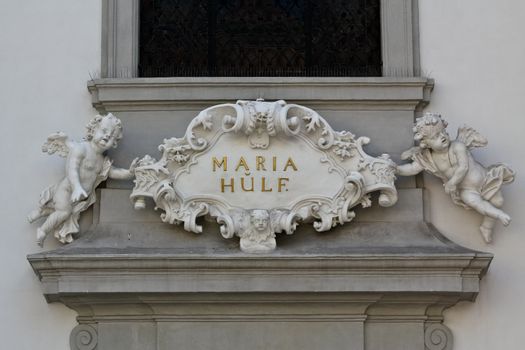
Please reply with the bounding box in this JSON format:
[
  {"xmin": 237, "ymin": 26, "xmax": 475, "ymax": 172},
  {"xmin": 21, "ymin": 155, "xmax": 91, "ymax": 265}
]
[
  {"xmin": 413, "ymin": 113, "xmax": 450, "ymax": 151},
  {"xmin": 85, "ymin": 113, "xmax": 123, "ymax": 150},
  {"xmin": 250, "ymin": 210, "xmax": 269, "ymax": 232}
]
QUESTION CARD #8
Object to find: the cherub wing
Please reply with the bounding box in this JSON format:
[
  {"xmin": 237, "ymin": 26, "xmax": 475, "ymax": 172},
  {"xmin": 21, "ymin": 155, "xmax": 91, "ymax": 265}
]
[
  {"xmin": 456, "ymin": 125, "xmax": 487, "ymax": 149},
  {"xmin": 41, "ymin": 132, "xmax": 72, "ymax": 157}
]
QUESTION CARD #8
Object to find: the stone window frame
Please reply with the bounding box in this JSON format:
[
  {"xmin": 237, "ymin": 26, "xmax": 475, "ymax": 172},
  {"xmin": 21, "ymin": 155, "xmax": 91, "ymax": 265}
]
[{"xmin": 101, "ymin": 0, "xmax": 421, "ymax": 78}]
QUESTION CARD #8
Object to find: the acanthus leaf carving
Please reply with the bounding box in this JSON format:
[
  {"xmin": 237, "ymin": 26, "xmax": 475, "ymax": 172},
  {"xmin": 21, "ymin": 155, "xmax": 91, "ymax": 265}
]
[
  {"xmin": 160, "ymin": 137, "xmax": 192, "ymax": 164},
  {"xmin": 332, "ymin": 131, "xmax": 358, "ymax": 160}
]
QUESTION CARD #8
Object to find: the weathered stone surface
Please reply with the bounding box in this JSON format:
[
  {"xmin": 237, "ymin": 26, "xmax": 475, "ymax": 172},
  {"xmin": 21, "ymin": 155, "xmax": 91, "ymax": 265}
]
[
  {"xmin": 28, "ymin": 183, "xmax": 491, "ymax": 349},
  {"xmin": 28, "ymin": 190, "xmax": 490, "ymax": 349}
]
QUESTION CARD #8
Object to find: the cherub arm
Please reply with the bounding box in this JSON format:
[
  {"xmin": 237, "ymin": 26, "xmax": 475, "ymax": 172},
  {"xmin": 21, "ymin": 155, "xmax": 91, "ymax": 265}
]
[
  {"xmin": 396, "ymin": 161, "xmax": 424, "ymax": 176},
  {"xmin": 397, "ymin": 147, "xmax": 425, "ymax": 176},
  {"xmin": 444, "ymin": 142, "xmax": 469, "ymax": 194},
  {"xmin": 108, "ymin": 157, "xmax": 139, "ymax": 180},
  {"xmin": 66, "ymin": 144, "xmax": 88, "ymax": 202}
]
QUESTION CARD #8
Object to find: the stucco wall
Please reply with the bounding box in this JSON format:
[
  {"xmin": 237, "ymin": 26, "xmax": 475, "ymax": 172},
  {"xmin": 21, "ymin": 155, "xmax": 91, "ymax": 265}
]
[
  {"xmin": 0, "ymin": 1, "xmax": 100, "ymax": 349},
  {"xmin": 419, "ymin": 0, "xmax": 525, "ymax": 349},
  {"xmin": 0, "ymin": 0, "xmax": 524, "ymax": 349}
]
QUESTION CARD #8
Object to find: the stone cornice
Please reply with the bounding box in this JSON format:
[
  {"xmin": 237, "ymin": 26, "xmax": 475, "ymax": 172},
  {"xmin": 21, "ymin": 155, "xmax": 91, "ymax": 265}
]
[
  {"xmin": 28, "ymin": 224, "xmax": 487, "ymax": 350},
  {"xmin": 87, "ymin": 77, "xmax": 434, "ymax": 112},
  {"xmin": 29, "ymin": 249, "xmax": 491, "ymax": 303}
]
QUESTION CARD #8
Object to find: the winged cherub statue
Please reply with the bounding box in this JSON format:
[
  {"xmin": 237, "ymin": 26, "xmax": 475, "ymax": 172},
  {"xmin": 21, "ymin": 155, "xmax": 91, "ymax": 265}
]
[
  {"xmin": 396, "ymin": 113, "xmax": 514, "ymax": 243},
  {"xmin": 28, "ymin": 113, "xmax": 137, "ymax": 247}
]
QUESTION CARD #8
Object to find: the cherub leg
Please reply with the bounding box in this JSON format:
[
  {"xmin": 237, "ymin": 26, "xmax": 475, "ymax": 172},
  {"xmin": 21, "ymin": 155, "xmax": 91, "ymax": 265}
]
[
  {"xmin": 460, "ymin": 190, "xmax": 509, "ymax": 222},
  {"xmin": 479, "ymin": 217, "xmax": 496, "ymax": 243},
  {"xmin": 489, "ymin": 191, "xmax": 510, "ymax": 226},
  {"xmin": 36, "ymin": 195, "xmax": 72, "ymax": 247},
  {"xmin": 27, "ymin": 207, "xmax": 53, "ymax": 223},
  {"xmin": 460, "ymin": 190, "xmax": 510, "ymax": 243},
  {"xmin": 479, "ymin": 191, "xmax": 509, "ymax": 242}
]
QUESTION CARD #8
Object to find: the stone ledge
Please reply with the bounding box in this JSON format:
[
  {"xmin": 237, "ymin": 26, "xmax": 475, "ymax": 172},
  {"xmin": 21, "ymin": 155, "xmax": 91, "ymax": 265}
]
[
  {"xmin": 29, "ymin": 252, "xmax": 490, "ymax": 302},
  {"xmin": 28, "ymin": 221, "xmax": 491, "ymax": 302},
  {"xmin": 87, "ymin": 77, "xmax": 434, "ymax": 112},
  {"xmin": 28, "ymin": 219, "xmax": 488, "ymax": 350}
]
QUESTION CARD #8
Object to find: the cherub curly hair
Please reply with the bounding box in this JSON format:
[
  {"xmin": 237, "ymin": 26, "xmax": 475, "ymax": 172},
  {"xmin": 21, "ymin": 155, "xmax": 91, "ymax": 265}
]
[
  {"xmin": 413, "ymin": 112, "xmax": 448, "ymax": 144},
  {"xmin": 84, "ymin": 113, "xmax": 123, "ymax": 147}
]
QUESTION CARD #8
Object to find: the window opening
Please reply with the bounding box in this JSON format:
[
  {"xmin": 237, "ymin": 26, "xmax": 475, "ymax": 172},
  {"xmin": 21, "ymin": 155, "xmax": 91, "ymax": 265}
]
[{"xmin": 139, "ymin": 0, "xmax": 382, "ymax": 77}]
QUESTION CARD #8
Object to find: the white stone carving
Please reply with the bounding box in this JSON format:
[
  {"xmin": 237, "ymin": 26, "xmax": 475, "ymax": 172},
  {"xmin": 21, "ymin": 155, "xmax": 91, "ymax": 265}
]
[
  {"xmin": 28, "ymin": 114, "xmax": 137, "ymax": 246},
  {"xmin": 424, "ymin": 323, "xmax": 453, "ymax": 350},
  {"xmin": 131, "ymin": 100, "xmax": 398, "ymax": 253},
  {"xmin": 235, "ymin": 209, "xmax": 279, "ymax": 253},
  {"xmin": 70, "ymin": 324, "xmax": 98, "ymax": 350},
  {"xmin": 397, "ymin": 113, "xmax": 515, "ymax": 243}
]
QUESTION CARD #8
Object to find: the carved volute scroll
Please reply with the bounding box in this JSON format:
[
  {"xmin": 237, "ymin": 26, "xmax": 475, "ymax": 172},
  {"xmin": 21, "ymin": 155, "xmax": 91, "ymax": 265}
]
[
  {"xmin": 70, "ymin": 324, "xmax": 98, "ymax": 350},
  {"xmin": 424, "ymin": 323, "xmax": 453, "ymax": 350},
  {"xmin": 131, "ymin": 99, "xmax": 398, "ymax": 253}
]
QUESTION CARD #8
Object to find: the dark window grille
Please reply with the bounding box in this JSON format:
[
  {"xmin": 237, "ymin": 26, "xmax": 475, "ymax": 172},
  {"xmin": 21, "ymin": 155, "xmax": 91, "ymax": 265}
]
[{"xmin": 139, "ymin": 0, "xmax": 382, "ymax": 77}]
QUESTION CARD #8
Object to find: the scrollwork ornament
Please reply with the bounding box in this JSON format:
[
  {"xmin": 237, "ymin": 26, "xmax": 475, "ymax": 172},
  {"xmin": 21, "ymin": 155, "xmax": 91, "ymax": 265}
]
[
  {"xmin": 130, "ymin": 100, "xmax": 398, "ymax": 253},
  {"xmin": 186, "ymin": 110, "xmax": 213, "ymax": 151},
  {"xmin": 70, "ymin": 324, "xmax": 98, "ymax": 350},
  {"xmin": 358, "ymin": 154, "xmax": 397, "ymax": 185},
  {"xmin": 302, "ymin": 111, "xmax": 335, "ymax": 149},
  {"xmin": 424, "ymin": 323, "xmax": 453, "ymax": 350},
  {"xmin": 217, "ymin": 214, "xmax": 235, "ymax": 239},
  {"xmin": 277, "ymin": 103, "xmax": 302, "ymax": 136}
]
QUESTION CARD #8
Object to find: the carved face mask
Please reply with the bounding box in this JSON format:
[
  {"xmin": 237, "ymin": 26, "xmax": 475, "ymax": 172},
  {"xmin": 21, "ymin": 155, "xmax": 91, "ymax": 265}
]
[{"xmin": 251, "ymin": 211, "xmax": 269, "ymax": 231}]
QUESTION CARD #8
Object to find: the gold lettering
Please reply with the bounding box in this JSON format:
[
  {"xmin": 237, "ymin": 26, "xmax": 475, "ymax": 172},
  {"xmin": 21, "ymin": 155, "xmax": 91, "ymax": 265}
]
[
  {"xmin": 213, "ymin": 156, "xmax": 227, "ymax": 171},
  {"xmin": 283, "ymin": 157, "xmax": 298, "ymax": 171},
  {"xmin": 261, "ymin": 177, "xmax": 273, "ymax": 192},
  {"xmin": 277, "ymin": 177, "xmax": 289, "ymax": 192},
  {"xmin": 272, "ymin": 156, "xmax": 277, "ymax": 171},
  {"xmin": 256, "ymin": 156, "xmax": 266, "ymax": 171},
  {"xmin": 241, "ymin": 177, "xmax": 254, "ymax": 192},
  {"xmin": 221, "ymin": 177, "xmax": 235, "ymax": 193},
  {"xmin": 235, "ymin": 156, "xmax": 250, "ymax": 172}
]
